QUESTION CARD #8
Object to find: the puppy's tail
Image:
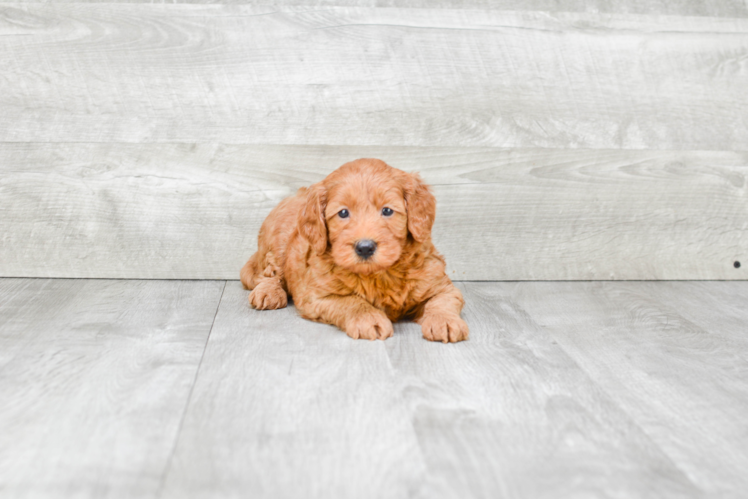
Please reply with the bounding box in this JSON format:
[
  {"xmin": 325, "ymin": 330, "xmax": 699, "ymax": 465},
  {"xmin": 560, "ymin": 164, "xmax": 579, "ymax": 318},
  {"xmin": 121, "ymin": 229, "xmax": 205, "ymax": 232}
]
[{"xmin": 240, "ymin": 254, "xmax": 261, "ymax": 290}]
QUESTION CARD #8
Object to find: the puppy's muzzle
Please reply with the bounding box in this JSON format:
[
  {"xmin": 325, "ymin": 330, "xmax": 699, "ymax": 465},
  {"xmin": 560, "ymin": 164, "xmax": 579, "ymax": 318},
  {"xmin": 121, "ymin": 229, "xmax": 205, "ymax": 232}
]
[{"xmin": 354, "ymin": 239, "xmax": 377, "ymax": 260}]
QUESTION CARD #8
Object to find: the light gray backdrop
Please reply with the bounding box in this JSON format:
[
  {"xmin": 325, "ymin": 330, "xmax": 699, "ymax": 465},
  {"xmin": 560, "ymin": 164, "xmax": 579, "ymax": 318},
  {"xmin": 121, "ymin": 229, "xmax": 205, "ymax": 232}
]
[{"xmin": 2, "ymin": 2, "xmax": 746, "ymax": 279}]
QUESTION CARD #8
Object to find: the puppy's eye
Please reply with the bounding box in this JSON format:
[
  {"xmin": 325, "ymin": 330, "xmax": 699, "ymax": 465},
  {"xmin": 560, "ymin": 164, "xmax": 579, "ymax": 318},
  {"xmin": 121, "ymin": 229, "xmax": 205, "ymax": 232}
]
[
  {"xmin": 381, "ymin": 207, "xmax": 394, "ymax": 217},
  {"xmin": 338, "ymin": 209, "xmax": 350, "ymax": 219}
]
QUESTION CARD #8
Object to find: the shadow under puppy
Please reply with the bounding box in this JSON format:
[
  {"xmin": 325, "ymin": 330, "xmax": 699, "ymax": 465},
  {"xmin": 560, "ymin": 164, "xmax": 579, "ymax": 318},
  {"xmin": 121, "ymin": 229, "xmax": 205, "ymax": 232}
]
[{"xmin": 240, "ymin": 158, "xmax": 468, "ymax": 343}]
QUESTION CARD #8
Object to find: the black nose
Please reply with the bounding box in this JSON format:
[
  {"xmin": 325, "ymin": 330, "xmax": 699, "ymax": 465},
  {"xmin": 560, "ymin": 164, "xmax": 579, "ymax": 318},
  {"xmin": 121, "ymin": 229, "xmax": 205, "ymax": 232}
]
[{"xmin": 354, "ymin": 239, "xmax": 377, "ymax": 259}]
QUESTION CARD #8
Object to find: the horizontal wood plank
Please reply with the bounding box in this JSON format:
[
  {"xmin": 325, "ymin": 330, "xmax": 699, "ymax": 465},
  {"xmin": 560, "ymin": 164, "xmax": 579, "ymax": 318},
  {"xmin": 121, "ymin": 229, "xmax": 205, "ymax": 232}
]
[
  {"xmin": 0, "ymin": 278, "xmax": 225, "ymax": 497},
  {"xmin": 1, "ymin": 143, "xmax": 745, "ymax": 280},
  {"xmin": 2, "ymin": 5, "xmax": 748, "ymax": 149},
  {"xmin": 161, "ymin": 281, "xmax": 700, "ymax": 497},
  {"xmin": 6, "ymin": 0, "xmax": 748, "ymax": 18}
]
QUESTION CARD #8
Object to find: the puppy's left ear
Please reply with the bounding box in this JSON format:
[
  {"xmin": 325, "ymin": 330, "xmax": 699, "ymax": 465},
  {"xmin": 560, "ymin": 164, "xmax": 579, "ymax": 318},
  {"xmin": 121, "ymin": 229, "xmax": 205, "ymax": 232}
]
[
  {"xmin": 298, "ymin": 182, "xmax": 328, "ymax": 255},
  {"xmin": 404, "ymin": 172, "xmax": 436, "ymax": 243}
]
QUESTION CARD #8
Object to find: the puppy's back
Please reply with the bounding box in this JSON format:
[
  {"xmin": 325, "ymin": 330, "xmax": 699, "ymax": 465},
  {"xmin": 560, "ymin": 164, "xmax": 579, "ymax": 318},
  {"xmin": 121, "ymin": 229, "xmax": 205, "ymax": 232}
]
[{"xmin": 241, "ymin": 188, "xmax": 308, "ymax": 289}]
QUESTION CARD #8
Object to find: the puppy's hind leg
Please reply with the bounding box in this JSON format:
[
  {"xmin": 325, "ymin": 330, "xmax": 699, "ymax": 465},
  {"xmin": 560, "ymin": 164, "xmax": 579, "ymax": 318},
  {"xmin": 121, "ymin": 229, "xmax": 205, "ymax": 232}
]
[
  {"xmin": 240, "ymin": 253, "xmax": 262, "ymax": 290},
  {"xmin": 249, "ymin": 278, "xmax": 288, "ymax": 310},
  {"xmin": 245, "ymin": 251, "xmax": 288, "ymax": 310}
]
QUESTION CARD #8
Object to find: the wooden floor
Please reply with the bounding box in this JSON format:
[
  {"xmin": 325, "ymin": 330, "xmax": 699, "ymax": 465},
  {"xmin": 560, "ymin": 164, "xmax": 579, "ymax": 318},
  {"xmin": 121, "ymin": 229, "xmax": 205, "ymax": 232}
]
[{"xmin": 1, "ymin": 278, "xmax": 747, "ymax": 498}]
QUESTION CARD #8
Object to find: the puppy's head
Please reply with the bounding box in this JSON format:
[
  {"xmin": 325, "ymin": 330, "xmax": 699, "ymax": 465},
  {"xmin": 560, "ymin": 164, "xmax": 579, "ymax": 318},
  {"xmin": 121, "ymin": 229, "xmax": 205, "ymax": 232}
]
[{"xmin": 298, "ymin": 158, "xmax": 436, "ymax": 275}]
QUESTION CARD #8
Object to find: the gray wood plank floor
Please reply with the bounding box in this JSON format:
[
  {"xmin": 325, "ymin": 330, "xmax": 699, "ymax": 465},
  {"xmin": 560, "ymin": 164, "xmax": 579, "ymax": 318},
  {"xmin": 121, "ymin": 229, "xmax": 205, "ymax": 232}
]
[
  {"xmin": 0, "ymin": 278, "xmax": 225, "ymax": 497},
  {"xmin": 2, "ymin": 278, "xmax": 747, "ymax": 497}
]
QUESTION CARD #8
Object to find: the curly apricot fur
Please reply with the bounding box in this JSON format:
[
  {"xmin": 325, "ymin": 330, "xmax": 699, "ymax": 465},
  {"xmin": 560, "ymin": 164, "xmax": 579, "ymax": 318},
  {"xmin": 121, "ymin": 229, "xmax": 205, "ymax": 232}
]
[{"xmin": 241, "ymin": 158, "xmax": 468, "ymax": 342}]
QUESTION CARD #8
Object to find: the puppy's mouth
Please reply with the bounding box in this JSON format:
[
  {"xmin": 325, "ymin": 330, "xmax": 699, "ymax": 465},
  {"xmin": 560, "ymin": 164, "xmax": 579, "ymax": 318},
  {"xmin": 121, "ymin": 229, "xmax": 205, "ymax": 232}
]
[
  {"xmin": 349, "ymin": 259, "xmax": 386, "ymax": 276},
  {"xmin": 331, "ymin": 239, "xmax": 399, "ymax": 275},
  {"xmin": 352, "ymin": 239, "xmax": 389, "ymax": 274}
]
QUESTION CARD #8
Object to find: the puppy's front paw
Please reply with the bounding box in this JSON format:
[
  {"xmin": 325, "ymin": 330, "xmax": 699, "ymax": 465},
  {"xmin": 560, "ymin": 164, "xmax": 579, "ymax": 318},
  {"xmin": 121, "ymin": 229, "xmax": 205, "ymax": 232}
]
[
  {"xmin": 345, "ymin": 310, "xmax": 393, "ymax": 341},
  {"xmin": 248, "ymin": 280, "xmax": 288, "ymax": 310},
  {"xmin": 421, "ymin": 314, "xmax": 469, "ymax": 343}
]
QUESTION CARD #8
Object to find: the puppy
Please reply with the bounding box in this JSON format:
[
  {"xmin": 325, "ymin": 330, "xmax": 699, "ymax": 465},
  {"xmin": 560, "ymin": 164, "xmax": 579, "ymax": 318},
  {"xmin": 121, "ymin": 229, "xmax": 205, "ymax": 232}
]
[{"xmin": 240, "ymin": 158, "xmax": 468, "ymax": 343}]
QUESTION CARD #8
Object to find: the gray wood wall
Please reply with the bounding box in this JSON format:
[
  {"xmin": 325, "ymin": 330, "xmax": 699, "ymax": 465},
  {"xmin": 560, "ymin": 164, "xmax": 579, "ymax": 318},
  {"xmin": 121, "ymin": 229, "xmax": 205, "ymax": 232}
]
[{"xmin": 1, "ymin": 2, "xmax": 746, "ymax": 280}]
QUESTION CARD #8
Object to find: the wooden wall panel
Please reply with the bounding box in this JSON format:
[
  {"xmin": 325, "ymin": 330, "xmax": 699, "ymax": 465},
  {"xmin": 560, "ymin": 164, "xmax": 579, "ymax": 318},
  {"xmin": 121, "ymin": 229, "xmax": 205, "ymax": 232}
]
[
  {"xmin": 5, "ymin": 1, "xmax": 748, "ymax": 17},
  {"xmin": 2, "ymin": 4, "xmax": 746, "ymax": 280},
  {"xmin": 1, "ymin": 143, "xmax": 745, "ymax": 280},
  {"xmin": 2, "ymin": 5, "xmax": 748, "ymax": 149}
]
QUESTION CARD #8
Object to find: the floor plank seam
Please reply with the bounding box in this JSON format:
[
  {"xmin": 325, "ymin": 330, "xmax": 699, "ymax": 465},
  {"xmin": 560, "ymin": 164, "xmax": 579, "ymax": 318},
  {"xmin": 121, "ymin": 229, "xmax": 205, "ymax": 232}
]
[{"xmin": 155, "ymin": 279, "xmax": 228, "ymax": 498}]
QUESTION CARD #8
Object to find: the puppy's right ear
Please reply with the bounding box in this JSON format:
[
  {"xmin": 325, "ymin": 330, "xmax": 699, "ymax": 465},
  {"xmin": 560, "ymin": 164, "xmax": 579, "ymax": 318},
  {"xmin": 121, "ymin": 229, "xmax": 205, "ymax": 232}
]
[{"xmin": 298, "ymin": 182, "xmax": 328, "ymax": 255}]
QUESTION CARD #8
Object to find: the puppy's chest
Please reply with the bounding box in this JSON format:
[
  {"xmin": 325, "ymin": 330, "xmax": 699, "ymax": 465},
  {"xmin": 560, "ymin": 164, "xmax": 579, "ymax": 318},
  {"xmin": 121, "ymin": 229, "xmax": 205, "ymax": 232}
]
[{"xmin": 346, "ymin": 273, "xmax": 423, "ymax": 319}]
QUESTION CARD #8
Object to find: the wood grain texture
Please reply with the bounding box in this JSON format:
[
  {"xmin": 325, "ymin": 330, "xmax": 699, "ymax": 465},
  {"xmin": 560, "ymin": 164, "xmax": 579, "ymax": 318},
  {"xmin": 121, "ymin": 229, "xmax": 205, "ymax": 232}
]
[
  {"xmin": 0, "ymin": 278, "xmax": 225, "ymax": 497},
  {"xmin": 3, "ymin": 278, "xmax": 746, "ymax": 496},
  {"xmin": 161, "ymin": 281, "xmax": 700, "ymax": 497},
  {"xmin": 6, "ymin": 0, "xmax": 748, "ymax": 18},
  {"xmin": 159, "ymin": 280, "xmax": 427, "ymax": 498},
  {"xmin": 392, "ymin": 282, "xmax": 700, "ymax": 497},
  {"xmin": 1, "ymin": 143, "xmax": 746, "ymax": 280},
  {"xmin": 2, "ymin": 5, "xmax": 748, "ymax": 149},
  {"xmin": 511, "ymin": 281, "xmax": 748, "ymax": 497}
]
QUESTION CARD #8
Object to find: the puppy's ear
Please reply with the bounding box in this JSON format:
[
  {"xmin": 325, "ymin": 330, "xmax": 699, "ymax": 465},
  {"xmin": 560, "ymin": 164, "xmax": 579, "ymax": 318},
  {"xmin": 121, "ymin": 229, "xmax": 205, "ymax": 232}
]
[
  {"xmin": 404, "ymin": 172, "xmax": 436, "ymax": 243},
  {"xmin": 298, "ymin": 182, "xmax": 328, "ymax": 254}
]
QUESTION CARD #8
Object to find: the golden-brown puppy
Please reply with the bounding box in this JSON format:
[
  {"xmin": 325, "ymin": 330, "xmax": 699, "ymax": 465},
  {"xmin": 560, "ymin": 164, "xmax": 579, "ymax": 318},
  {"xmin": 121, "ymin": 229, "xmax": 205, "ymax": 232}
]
[{"xmin": 240, "ymin": 158, "xmax": 468, "ymax": 342}]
